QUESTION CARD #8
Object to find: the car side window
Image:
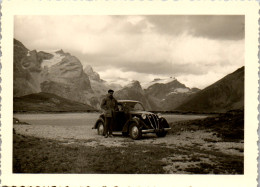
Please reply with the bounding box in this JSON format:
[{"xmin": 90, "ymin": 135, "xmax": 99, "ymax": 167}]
[
  {"xmin": 123, "ymin": 103, "xmax": 130, "ymax": 112},
  {"xmin": 118, "ymin": 104, "xmax": 123, "ymax": 112},
  {"xmin": 134, "ymin": 103, "xmax": 144, "ymax": 111}
]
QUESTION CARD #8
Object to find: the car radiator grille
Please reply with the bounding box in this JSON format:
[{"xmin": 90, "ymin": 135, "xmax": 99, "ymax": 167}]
[{"xmin": 146, "ymin": 114, "xmax": 160, "ymax": 129}]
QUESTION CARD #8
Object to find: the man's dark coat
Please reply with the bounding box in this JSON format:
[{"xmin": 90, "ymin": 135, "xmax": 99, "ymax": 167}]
[{"xmin": 100, "ymin": 94, "xmax": 118, "ymax": 117}]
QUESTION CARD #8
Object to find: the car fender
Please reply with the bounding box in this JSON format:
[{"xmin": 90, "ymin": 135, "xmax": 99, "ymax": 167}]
[
  {"xmin": 122, "ymin": 117, "xmax": 142, "ymax": 133},
  {"xmin": 159, "ymin": 117, "xmax": 170, "ymax": 128},
  {"xmin": 93, "ymin": 117, "xmax": 105, "ymax": 129}
]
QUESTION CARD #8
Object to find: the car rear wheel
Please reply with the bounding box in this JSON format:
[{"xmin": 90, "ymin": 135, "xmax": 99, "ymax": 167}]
[
  {"xmin": 156, "ymin": 131, "xmax": 167, "ymax": 137},
  {"xmin": 97, "ymin": 121, "xmax": 105, "ymax": 136},
  {"xmin": 129, "ymin": 123, "xmax": 142, "ymax": 140}
]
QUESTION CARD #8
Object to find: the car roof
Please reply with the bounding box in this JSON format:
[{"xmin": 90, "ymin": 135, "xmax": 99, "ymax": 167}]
[{"xmin": 118, "ymin": 100, "xmax": 140, "ymax": 103}]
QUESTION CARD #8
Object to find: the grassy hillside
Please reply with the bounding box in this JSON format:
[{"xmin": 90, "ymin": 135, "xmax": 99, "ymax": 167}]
[
  {"xmin": 175, "ymin": 67, "xmax": 244, "ymax": 113},
  {"xmin": 14, "ymin": 92, "xmax": 96, "ymax": 113}
]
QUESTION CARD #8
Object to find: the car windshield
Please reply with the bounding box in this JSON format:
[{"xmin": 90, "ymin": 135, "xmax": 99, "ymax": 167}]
[{"xmin": 122, "ymin": 102, "xmax": 145, "ymax": 111}]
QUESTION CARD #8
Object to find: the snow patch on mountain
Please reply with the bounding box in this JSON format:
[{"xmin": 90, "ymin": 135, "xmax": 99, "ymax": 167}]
[
  {"xmin": 41, "ymin": 52, "xmax": 65, "ymax": 68},
  {"xmin": 166, "ymin": 88, "xmax": 190, "ymax": 96},
  {"xmin": 175, "ymin": 88, "xmax": 190, "ymax": 93},
  {"xmin": 142, "ymin": 77, "xmax": 176, "ymax": 89}
]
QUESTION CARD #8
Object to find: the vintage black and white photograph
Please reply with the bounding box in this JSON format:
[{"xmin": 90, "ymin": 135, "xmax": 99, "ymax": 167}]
[
  {"xmin": 12, "ymin": 14, "xmax": 245, "ymax": 174},
  {"xmin": 1, "ymin": 0, "xmax": 258, "ymax": 186}
]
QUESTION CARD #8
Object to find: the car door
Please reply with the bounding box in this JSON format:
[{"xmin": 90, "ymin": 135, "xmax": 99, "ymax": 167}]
[{"xmin": 114, "ymin": 104, "xmax": 127, "ymax": 131}]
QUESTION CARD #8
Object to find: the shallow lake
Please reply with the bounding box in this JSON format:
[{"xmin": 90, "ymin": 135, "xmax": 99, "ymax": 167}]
[{"xmin": 13, "ymin": 112, "xmax": 209, "ymax": 126}]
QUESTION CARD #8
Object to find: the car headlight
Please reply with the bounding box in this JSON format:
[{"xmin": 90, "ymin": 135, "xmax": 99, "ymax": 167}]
[
  {"xmin": 141, "ymin": 114, "xmax": 147, "ymax": 119},
  {"xmin": 157, "ymin": 113, "xmax": 162, "ymax": 118}
]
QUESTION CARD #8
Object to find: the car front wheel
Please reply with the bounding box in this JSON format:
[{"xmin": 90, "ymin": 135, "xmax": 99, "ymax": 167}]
[
  {"xmin": 129, "ymin": 123, "xmax": 142, "ymax": 140},
  {"xmin": 97, "ymin": 121, "xmax": 105, "ymax": 136}
]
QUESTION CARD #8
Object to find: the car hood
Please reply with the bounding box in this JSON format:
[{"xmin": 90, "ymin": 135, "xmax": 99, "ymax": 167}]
[{"xmin": 129, "ymin": 111, "xmax": 155, "ymax": 115}]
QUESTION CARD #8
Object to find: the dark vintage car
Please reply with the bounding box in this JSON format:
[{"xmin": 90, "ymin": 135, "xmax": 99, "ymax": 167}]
[{"xmin": 93, "ymin": 100, "xmax": 171, "ymax": 140}]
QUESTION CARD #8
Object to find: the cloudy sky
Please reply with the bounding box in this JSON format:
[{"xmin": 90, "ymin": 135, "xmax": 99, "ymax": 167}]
[{"xmin": 14, "ymin": 15, "xmax": 244, "ymax": 89}]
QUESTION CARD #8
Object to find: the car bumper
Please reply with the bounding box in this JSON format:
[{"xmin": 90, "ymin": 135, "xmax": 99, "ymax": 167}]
[{"xmin": 142, "ymin": 128, "xmax": 171, "ymax": 133}]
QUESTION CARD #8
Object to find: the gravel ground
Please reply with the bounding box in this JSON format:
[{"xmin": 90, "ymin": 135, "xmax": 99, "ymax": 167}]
[
  {"xmin": 14, "ymin": 120, "xmax": 243, "ymax": 174},
  {"xmin": 13, "ymin": 110, "xmax": 244, "ymax": 174},
  {"xmin": 14, "ymin": 124, "xmax": 243, "ymax": 152}
]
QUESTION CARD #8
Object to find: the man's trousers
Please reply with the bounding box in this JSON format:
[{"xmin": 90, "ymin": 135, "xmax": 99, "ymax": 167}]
[{"xmin": 104, "ymin": 117, "xmax": 113, "ymax": 135}]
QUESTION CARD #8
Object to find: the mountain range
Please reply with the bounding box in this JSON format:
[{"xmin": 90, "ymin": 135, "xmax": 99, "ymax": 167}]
[{"xmin": 13, "ymin": 39, "xmax": 244, "ymax": 113}]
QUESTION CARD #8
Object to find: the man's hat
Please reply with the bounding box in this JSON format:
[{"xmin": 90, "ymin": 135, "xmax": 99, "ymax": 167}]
[{"xmin": 108, "ymin": 89, "xmax": 114, "ymax": 93}]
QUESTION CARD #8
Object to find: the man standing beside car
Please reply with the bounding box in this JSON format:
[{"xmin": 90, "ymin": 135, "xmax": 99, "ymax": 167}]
[{"xmin": 101, "ymin": 89, "xmax": 118, "ymax": 138}]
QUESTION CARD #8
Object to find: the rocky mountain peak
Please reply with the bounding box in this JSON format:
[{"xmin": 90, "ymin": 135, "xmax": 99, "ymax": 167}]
[
  {"xmin": 14, "ymin": 39, "xmax": 41, "ymax": 96},
  {"xmin": 47, "ymin": 55, "xmax": 84, "ymax": 80},
  {"xmin": 191, "ymin": 87, "xmax": 201, "ymax": 92},
  {"xmin": 55, "ymin": 49, "xmax": 70, "ymax": 56},
  {"xmin": 14, "ymin": 39, "xmax": 94, "ymax": 107},
  {"xmin": 83, "ymin": 65, "xmax": 102, "ymax": 82},
  {"xmin": 166, "ymin": 79, "xmax": 187, "ymax": 89},
  {"xmin": 14, "ymin": 39, "xmax": 29, "ymax": 51},
  {"xmin": 114, "ymin": 80, "xmax": 151, "ymax": 110},
  {"xmin": 37, "ymin": 51, "xmax": 54, "ymax": 61},
  {"xmin": 125, "ymin": 80, "xmax": 143, "ymax": 91},
  {"xmin": 146, "ymin": 78, "xmax": 188, "ymax": 93}
]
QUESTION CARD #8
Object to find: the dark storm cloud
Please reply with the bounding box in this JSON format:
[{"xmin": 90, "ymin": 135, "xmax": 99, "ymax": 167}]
[
  {"xmin": 79, "ymin": 53, "xmax": 173, "ymax": 74},
  {"xmin": 120, "ymin": 61, "xmax": 209, "ymax": 76},
  {"xmin": 121, "ymin": 61, "xmax": 175, "ymax": 74},
  {"xmin": 79, "ymin": 53, "xmax": 168, "ymax": 73},
  {"xmin": 146, "ymin": 15, "xmax": 244, "ymax": 40},
  {"xmin": 80, "ymin": 52, "xmax": 208, "ymax": 76},
  {"xmin": 146, "ymin": 15, "xmax": 190, "ymax": 35}
]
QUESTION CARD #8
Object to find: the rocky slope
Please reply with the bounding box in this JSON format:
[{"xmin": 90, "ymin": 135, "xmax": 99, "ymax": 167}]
[
  {"xmin": 83, "ymin": 65, "xmax": 103, "ymax": 82},
  {"xmin": 14, "ymin": 92, "xmax": 95, "ymax": 112},
  {"xmin": 83, "ymin": 64, "xmax": 123, "ymax": 109},
  {"xmin": 14, "ymin": 39, "xmax": 96, "ymax": 107},
  {"xmin": 14, "ymin": 39, "xmax": 48, "ymax": 96},
  {"xmin": 114, "ymin": 81, "xmax": 153, "ymax": 110},
  {"xmin": 175, "ymin": 67, "xmax": 244, "ymax": 113},
  {"xmin": 40, "ymin": 50, "xmax": 94, "ymax": 105}
]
